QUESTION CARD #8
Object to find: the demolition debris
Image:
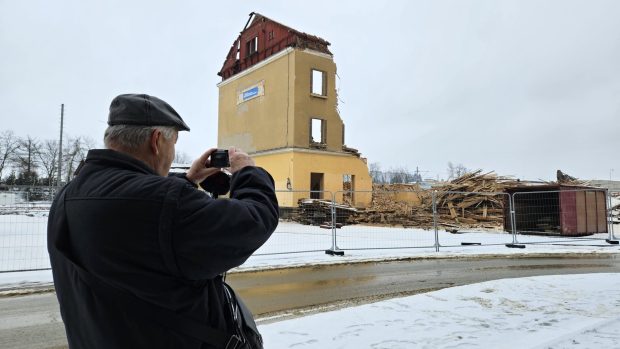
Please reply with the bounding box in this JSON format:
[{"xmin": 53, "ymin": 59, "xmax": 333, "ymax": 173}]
[
  {"xmin": 293, "ymin": 169, "xmax": 598, "ymax": 230},
  {"xmin": 350, "ymin": 170, "xmax": 520, "ymax": 229}
]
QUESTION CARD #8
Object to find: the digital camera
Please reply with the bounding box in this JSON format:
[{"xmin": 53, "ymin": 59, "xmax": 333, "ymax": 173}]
[{"xmin": 210, "ymin": 149, "xmax": 230, "ymax": 168}]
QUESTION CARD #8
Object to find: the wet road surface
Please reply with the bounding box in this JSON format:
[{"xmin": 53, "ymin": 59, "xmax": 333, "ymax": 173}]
[{"xmin": 1, "ymin": 254, "xmax": 619, "ymax": 348}]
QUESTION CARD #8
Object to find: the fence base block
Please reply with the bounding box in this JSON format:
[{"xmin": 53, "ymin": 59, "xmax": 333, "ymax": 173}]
[
  {"xmin": 325, "ymin": 249, "xmax": 345, "ymax": 256},
  {"xmin": 606, "ymin": 239, "xmax": 619, "ymax": 245},
  {"xmin": 505, "ymin": 243, "xmax": 526, "ymax": 249}
]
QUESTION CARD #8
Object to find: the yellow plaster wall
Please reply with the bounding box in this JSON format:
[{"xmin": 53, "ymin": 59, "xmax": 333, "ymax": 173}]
[
  {"xmin": 217, "ymin": 51, "xmax": 295, "ymax": 152},
  {"xmin": 292, "ymin": 51, "xmax": 344, "ymax": 151},
  {"xmin": 218, "ymin": 48, "xmax": 372, "ymax": 208},
  {"xmin": 253, "ymin": 150, "xmax": 372, "ymax": 208}
]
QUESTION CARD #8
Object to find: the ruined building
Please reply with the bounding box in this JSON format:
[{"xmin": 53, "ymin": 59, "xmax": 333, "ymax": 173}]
[{"xmin": 217, "ymin": 13, "xmax": 371, "ymax": 207}]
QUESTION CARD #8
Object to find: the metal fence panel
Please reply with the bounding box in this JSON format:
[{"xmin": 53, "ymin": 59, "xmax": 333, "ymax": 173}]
[
  {"xmin": 512, "ymin": 189, "xmax": 611, "ymax": 245},
  {"xmin": 434, "ymin": 191, "xmax": 513, "ymax": 247},
  {"xmin": 253, "ymin": 190, "xmax": 335, "ymax": 255},
  {"xmin": 332, "ymin": 190, "xmax": 437, "ymax": 250},
  {"xmin": 0, "ymin": 200, "xmax": 51, "ymax": 272},
  {"xmin": 1, "ymin": 186, "xmax": 617, "ymax": 273}
]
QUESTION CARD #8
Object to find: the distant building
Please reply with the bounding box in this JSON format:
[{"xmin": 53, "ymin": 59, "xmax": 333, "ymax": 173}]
[
  {"xmin": 217, "ymin": 13, "xmax": 372, "ymax": 207},
  {"xmin": 589, "ymin": 180, "xmax": 620, "ymax": 192}
]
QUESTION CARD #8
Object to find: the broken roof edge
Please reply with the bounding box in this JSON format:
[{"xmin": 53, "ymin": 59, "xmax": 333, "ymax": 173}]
[
  {"xmin": 217, "ymin": 12, "xmax": 333, "ymax": 79},
  {"xmin": 216, "ymin": 47, "xmax": 294, "ymax": 87},
  {"xmin": 247, "ymin": 12, "xmax": 331, "ymax": 47}
]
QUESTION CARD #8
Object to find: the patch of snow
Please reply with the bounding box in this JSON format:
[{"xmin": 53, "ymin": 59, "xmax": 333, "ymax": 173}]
[{"xmin": 259, "ymin": 273, "xmax": 620, "ymax": 349}]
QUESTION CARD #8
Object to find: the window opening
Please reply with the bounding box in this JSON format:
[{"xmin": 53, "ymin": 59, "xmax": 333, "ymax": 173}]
[
  {"xmin": 343, "ymin": 174, "xmax": 355, "ymax": 205},
  {"xmin": 310, "ymin": 118, "xmax": 325, "ymax": 146},
  {"xmin": 246, "ymin": 36, "xmax": 258, "ymax": 56},
  {"xmin": 311, "ymin": 69, "xmax": 326, "ymax": 96}
]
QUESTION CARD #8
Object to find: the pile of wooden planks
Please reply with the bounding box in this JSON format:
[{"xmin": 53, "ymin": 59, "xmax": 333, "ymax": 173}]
[
  {"xmin": 293, "ymin": 170, "xmax": 596, "ymax": 230},
  {"xmin": 350, "ymin": 171, "xmax": 520, "ymax": 229},
  {"xmin": 293, "ymin": 198, "xmax": 358, "ymax": 226},
  {"xmin": 430, "ymin": 171, "xmax": 520, "ymax": 229},
  {"xmin": 348, "ymin": 183, "xmax": 433, "ymax": 227}
]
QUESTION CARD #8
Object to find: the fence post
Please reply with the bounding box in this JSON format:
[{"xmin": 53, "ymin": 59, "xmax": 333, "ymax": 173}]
[
  {"xmin": 510, "ymin": 193, "xmax": 517, "ymax": 244},
  {"xmin": 606, "ymin": 190, "xmax": 618, "ymax": 244},
  {"xmin": 612, "ymin": 192, "xmax": 617, "ymax": 241},
  {"xmin": 432, "ymin": 190, "xmax": 439, "ymax": 252},
  {"xmin": 325, "ymin": 192, "xmax": 344, "ymax": 256},
  {"xmin": 506, "ymin": 193, "xmax": 525, "ymax": 248}
]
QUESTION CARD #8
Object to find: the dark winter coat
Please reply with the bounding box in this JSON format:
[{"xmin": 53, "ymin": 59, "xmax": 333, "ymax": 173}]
[{"xmin": 47, "ymin": 149, "xmax": 279, "ymax": 348}]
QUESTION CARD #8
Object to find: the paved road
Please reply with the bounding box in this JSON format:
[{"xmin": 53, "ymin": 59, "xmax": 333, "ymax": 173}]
[{"xmin": 1, "ymin": 254, "xmax": 619, "ymax": 349}]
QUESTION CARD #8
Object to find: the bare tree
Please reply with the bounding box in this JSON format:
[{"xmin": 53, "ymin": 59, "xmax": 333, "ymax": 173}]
[
  {"xmin": 63, "ymin": 136, "xmax": 91, "ymax": 182},
  {"xmin": 369, "ymin": 162, "xmax": 385, "ymax": 184},
  {"xmin": 13, "ymin": 135, "xmax": 40, "ymax": 184},
  {"xmin": 447, "ymin": 161, "xmax": 469, "ymax": 180},
  {"xmin": 174, "ymin": 151, "xmax": 191, "ymax": 164},
  {"xmin": 0, "ymin": 130, "xmax": 20, "ymax": 180},
  {"xmin": 81, "ymin": 136, "xmax": 96, "ymax": 151},
  {"xmin": 388, "ymin": 167, "xmax": 414, "ymax": 184},
  {"xmin": 37, "ymin": 139, "xmax": 59, "ymax": 186}
]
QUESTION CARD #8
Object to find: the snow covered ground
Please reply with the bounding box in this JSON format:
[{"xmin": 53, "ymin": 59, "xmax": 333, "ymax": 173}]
[{"xmin": 259, "ymin": 273, "xmax": 620, "ymax": 349}]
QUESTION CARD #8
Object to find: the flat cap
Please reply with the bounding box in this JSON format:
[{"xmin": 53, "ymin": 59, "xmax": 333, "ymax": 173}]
[{"xmin": 108, "ymin": 94, "xmax": 190, "ymax": 131}]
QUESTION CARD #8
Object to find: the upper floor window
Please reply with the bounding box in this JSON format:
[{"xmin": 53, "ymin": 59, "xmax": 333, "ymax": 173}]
[
  {"xmin": 311, "ymin": 69, "xmax": 326, "ymax": 96},
  {"xmin": 246, "ymin": 36, "xmax": 258, "ymax": 56},
  {"xmin": 310, "ymin": 118, "xmax": 326, "ymax": 145}
]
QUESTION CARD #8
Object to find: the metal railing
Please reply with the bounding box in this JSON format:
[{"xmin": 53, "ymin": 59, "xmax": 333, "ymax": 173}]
[
  {"xmin": 0, "ymin": 200, "xmax": 52, "ymax": 272},
  {"xmin": 0, "ymin": 188, "xmax": 618, "ymax": 273},
  {"xmin": 254, "ymin": 190, "xmax": 334, "ymax": 256},
  {"xmin": 331, "ymin": 190, "xmax": 436, "ymax": 251}
]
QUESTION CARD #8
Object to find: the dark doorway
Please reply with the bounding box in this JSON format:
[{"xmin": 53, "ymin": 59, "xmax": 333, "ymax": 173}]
[{"xmin": 310, "ymin": 173, "xmax": 324, "ymax": 199}]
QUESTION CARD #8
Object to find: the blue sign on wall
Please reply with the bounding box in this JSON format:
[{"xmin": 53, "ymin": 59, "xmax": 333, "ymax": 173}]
[
  {"xmin": 243, "ymin": 87, "xmax": 259, "ymax": 101},
  {"xmin": 237, "ymin": 80, "xmax": 265, "ymax": 105}
]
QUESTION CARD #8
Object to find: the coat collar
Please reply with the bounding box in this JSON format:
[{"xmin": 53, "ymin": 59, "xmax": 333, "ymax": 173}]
[{"xmin": 85, "ymin": 149, "xmax": 158, "ymax": 175}]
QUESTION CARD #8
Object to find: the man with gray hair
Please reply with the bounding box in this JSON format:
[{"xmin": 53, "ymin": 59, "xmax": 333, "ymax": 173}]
[{"xmin": 48, "ymin": 93, "xmax": 278, "ymax": 348}]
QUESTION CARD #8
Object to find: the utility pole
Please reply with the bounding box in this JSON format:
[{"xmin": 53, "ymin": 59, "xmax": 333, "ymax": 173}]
[{"xmin": 57, "ymin": 104, "xmax": 64, "ymax": 186}]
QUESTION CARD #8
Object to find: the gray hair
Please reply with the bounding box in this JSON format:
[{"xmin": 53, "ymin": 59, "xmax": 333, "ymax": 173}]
[{"xmin": 104, "ymin": 125, "xmax": 177, "ymax": 151}]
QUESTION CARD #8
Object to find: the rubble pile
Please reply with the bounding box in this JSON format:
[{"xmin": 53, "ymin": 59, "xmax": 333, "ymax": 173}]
[
  {"xmin": 294, "ymin": 198, "xmax": 358, "ymax": 226},
  {"xmin": 350, "ymin": 171, "xmax": 520, "ymax": 229},
  {"xmin": 348, "ymin": 183, "xmax": 432, "ymax": 227},
  {"xmin": 555, "ymin": 170, "xmax": 590, "ymax": 186},
  {"xmin": 431, "ymin": 171, "xmax": 519, "ymax": 229},
  {"xmin": 292, "ymin": 170, "xmax": 602, "ymax": 230}
]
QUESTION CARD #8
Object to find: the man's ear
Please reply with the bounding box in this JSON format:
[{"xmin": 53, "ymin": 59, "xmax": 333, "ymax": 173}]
[{"xmin": 149, "ymin": 129, "xmax": 161, "ymax": 155}]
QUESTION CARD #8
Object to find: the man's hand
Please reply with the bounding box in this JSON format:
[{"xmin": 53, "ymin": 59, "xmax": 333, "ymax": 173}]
[
  {"xmin": 185, "ymin": 147, "xmax": 255, "ymax": 185},
  {"xmin": 185, "ymin": 148, "xmax": 221, "ymax": 185},
  {"xmin": 228, "ymin": 147, "xmax": 255, "ymax": 174}
]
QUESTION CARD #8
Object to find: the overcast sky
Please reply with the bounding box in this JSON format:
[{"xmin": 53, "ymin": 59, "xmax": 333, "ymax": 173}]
[{"xmin": 1, "ymin": 0, "xmax": 619, "ymax": 181}]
